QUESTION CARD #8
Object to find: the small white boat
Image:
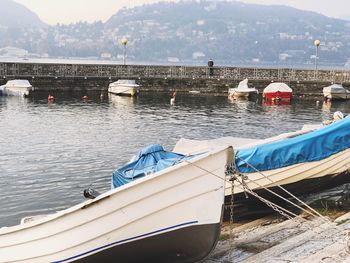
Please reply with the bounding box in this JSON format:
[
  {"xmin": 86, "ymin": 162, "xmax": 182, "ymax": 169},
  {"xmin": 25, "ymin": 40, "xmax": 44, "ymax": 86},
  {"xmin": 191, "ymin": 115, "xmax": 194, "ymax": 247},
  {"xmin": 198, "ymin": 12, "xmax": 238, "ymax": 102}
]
[
  {"xmin": 228, "ymin": 79, "xmax": 258, "ymax": 98},
  {"xmin": 323, "ymin": 84, "xmax": 350, "ymax": 100},
  {"xmin": 108, "ymin": 79, "xmax": 140, "ymax": 96},
  {"xmin": 0, "ymin": 145, "xmax": 232, "ymax": 263},
  {"xmin": 174, "ymin": 118, "xmax": 350, "ymax": 204},
  {"xmin": 0, "ymin": 80, "xmax": 33, "ymax": 97}
]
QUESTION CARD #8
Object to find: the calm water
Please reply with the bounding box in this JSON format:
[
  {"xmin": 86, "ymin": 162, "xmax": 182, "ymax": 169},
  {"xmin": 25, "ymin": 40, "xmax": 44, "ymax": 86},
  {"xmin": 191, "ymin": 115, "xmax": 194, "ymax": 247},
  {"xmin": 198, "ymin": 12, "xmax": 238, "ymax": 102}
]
[{"xmin": 0, "ymin": 92, "xmax": 349, "ymax": 227}]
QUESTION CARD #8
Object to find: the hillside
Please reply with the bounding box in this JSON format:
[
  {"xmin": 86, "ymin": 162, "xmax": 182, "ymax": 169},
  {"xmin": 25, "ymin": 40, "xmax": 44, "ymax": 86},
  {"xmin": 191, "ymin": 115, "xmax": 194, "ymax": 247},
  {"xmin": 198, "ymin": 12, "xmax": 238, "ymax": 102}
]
[
  {"xmin": 1, "ymin": 0, "xmax": 350, "ymax": 65},
  {"xmin": 104, "ymin": 1, "xmax": 350, "ymax": 64},
  {"xmin": 0, "ymin": 0, "xmax": 46, "ymax": 28}
]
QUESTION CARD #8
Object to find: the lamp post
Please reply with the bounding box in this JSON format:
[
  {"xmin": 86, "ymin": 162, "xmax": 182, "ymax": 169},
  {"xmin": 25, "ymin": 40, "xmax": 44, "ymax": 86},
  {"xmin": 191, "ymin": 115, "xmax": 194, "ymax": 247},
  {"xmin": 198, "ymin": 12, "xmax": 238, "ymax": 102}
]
[
  {"xmin": 121, "ymin": 37, "xmax": 128, "ymax": 65},
  {"xmin": 314, "ymin": 39, "xmax": 320, "ymax": 71}
]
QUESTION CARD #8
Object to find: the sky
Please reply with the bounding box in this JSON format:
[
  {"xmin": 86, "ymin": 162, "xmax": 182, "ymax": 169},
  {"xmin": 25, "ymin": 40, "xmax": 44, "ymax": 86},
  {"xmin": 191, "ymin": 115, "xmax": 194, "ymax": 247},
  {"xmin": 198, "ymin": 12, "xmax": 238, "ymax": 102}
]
[{"xmin": 13, "ymin": 0, "xmax": 350, "ymax": 25}]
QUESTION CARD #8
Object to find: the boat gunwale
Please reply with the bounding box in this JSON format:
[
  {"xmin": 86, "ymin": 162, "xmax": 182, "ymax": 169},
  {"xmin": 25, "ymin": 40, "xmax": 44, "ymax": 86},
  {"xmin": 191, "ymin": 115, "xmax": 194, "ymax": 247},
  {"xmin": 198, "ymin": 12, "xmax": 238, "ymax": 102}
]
[{"xmin": 0, "ymin": 146, "xmax": 230, "ymax": 235}]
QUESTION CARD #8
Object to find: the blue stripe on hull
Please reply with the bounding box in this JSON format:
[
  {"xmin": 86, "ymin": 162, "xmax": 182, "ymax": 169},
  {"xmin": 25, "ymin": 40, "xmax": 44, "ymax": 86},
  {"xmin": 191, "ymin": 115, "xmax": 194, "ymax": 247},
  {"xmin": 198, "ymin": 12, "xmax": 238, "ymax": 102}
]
[{"xmin": 52, "ymin": 220, "xmax": 198, "ymax": 263}]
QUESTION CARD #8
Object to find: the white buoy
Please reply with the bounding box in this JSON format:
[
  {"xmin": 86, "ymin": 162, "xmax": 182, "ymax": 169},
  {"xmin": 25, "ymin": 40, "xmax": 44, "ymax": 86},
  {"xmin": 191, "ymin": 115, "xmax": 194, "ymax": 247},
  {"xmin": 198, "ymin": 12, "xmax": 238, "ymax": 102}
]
[{"xmin": 170, "ymin": 91, "xmax": 177, "ymax": 105}]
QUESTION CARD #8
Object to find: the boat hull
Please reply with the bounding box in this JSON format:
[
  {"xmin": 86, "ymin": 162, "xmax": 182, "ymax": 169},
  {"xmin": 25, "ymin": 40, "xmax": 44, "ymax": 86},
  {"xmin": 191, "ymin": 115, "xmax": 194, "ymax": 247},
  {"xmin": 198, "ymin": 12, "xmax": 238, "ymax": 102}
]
[
  {"xmin": 0, "ymin": 80, "xmax": 33, "ymax": 97},
  {"xmin": 108, "ymin": 86, "xmax": 139, "ymax": 96},
  {"xmin": 224, "ymin": 170, "xmax": 350, "ymax": 219},
  {"xmin": 228, "ymin": 89, "xmax": 258, "ymax": 98},
  {"xmin": 0, "ymin": 86, "xmax": 32, "ymax": 97},
  {"xmin": 0, "ymin": 147, "xmax": 231, "ymax": 263},
  {"xmin": 323, "ymin": 92, "xmax": 350, "ymax": 100},
  {"xmin": 228, "ymin": 170, "xmax": 350, "ymax": 204},
  {"xmin": 72, "ymin": 222, "xmax": 221, "ymax": 263},
  {"xmin": 108, "ymin": 80, "xmax": 140, "ymax": 97},
  {"xmin": 226, "ymin": 147, "xmax": 350, "ymax": 197},
  {"xmin": 263, "ymin": 91, "xmax": 292, "ymax": 100}
]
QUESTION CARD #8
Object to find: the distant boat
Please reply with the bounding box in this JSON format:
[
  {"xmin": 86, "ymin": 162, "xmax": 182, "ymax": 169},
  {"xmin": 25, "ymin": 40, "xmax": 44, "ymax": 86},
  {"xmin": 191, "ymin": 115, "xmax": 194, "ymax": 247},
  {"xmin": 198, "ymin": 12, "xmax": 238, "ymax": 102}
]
[
  {"xmin": 323, "ymin": 84, "xmax": 350, "ymax": 100},
  {"xmin": 0, "ymin": 144, "xmax": 232, "ymax": 263},
  {"xmin": 0, "ymin": 80, "xmax": 33, "ymax": 97},
  {"xmin": 228, "ymin": 78, "xmax": 258, "ymax": 98},
  {"xmin": 108, "ymin": 79, "xmax": 140, "ymax": 96},
  {"xmin": 263, "ymin": 82, "xmax": 292, "ymax": 101}
]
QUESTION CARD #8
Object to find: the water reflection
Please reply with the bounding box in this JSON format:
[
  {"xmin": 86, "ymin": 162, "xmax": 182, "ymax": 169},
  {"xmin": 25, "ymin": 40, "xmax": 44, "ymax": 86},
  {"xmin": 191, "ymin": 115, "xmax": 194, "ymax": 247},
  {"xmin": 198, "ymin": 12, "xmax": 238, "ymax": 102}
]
[
  {"xmin": 108, "ymin": 94, "xmax": 137, "ymax": 108},
  {"xmin": 263, "ymin": 99, "xmax": 291, "ymax": 106},
  {"xmin": 322, "ymin": 100, "xmax": 332, "ymax": 113}
]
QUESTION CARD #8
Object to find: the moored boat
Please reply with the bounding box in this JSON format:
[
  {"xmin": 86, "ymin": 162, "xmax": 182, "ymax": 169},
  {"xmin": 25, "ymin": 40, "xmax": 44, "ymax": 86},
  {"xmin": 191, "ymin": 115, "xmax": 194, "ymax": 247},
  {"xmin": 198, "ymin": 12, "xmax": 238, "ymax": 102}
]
[
  {"xmin": 323, "ymin": 84, "xmax": 350, "ymax": 100},
  {"xmin": 263, "ymin": 82, "xmax": 292, "ymax": 101},
  {"xmin": 0, "ymin": 80, "xmax": 33, "ymax": 97},
  {"xmin": 174, "ymin": 118, "xmax": 350, "ymax": 206},
  {"xmin": 228, "ymin": 78, "xmax": 258, "ymax": 98},
  {"xmin": 108, "ymin": 79, "xmax": 140, "ymax": 96},
  {"xmin": 0, "ymin": 145, "xmax": 232, "ymax": 263}
]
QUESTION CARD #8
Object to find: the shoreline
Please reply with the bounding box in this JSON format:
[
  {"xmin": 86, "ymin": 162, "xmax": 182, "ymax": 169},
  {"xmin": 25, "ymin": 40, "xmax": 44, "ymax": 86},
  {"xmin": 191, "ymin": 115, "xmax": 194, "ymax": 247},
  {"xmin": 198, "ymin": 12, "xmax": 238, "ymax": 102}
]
[{"xmin": 206, "ymin": 210, "xmax": 350, "ymax": 262}]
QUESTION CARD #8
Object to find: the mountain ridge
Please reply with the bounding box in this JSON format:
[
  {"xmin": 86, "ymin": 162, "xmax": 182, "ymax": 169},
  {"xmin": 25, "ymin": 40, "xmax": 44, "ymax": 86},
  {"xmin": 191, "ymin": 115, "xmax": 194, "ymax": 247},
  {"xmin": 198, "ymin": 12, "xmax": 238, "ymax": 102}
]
[
  {"xmin": 0, "ymin": 0, "xmax": 46, "ymax": 28},
  {"xmin": 0, "ymin": 0, "xmax": 350, "ymax": 65}
]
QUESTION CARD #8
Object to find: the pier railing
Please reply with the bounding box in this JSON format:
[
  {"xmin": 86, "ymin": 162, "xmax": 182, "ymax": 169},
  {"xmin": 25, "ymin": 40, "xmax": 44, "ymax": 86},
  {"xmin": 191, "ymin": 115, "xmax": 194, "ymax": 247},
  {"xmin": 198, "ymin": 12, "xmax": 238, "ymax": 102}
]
[{"xmin": 1, "ymin": 62, "xmax": 350, "ymax": 83}]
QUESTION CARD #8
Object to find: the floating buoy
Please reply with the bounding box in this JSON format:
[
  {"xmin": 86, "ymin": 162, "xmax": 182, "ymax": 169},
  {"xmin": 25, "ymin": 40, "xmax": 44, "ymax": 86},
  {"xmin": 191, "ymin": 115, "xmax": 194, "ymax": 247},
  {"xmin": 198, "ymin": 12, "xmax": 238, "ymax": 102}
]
[{"xmin": 170, "ymin": 91, "xmax": 176, "ymax": 105}]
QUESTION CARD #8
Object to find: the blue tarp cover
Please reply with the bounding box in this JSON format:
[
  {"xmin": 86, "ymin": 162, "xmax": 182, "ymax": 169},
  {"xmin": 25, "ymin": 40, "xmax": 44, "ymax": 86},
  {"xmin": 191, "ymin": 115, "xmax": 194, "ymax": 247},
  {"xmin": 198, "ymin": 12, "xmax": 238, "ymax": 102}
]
[
  {"xmin": 235, "ymin": 117, "xmax": 350, "ymax": 173},
  {"xmin": 112, "ymin": 144, "xmax": 195, "ymax": 188}
]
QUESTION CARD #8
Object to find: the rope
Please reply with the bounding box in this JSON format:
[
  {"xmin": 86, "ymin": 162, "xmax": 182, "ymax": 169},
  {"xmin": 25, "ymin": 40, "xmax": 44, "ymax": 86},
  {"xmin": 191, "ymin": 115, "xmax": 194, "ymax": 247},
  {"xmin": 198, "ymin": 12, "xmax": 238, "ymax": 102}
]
[
  {"xmin": 228, "ymin": 152, "xmax": 309, "ymax": 223},
  {"xmin": 234, "ymin": 156, "xmax": 331, "ymax": 223},
  {"xmin": 182, "ymin": 154, "xmax": 335, "ymax": 252},
  {"xmin": 229, "ymin": 172, "xmax": 329, "ymax": 223},
  {"xmin": 184, "ymin": 159, "xmax": 304, "ymax": 222}
]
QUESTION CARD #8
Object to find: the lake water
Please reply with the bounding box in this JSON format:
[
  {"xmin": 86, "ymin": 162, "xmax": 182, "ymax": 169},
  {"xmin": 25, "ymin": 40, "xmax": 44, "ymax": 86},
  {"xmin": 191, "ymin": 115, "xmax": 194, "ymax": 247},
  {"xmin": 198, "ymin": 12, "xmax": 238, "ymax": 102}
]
[{"xmin": 1, "ymin": 92, "xmax": 349, "ymax": 227}]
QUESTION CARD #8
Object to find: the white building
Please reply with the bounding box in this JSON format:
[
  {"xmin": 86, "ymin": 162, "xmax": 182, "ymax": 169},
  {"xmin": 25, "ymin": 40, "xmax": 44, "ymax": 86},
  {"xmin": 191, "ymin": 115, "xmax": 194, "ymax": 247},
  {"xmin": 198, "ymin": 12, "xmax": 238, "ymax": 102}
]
[{"xmin": 0, "ymin": 46, "xmax": 29, "ymax": 57}]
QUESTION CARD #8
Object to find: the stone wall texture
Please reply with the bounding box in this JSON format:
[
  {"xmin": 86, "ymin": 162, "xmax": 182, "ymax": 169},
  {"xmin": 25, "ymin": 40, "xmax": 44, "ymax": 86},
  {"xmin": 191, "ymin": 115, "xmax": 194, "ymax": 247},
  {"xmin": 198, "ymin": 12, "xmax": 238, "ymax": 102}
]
[{"xmin": 0, "ymin": 62, "xmax": 349, "ymax": 95}]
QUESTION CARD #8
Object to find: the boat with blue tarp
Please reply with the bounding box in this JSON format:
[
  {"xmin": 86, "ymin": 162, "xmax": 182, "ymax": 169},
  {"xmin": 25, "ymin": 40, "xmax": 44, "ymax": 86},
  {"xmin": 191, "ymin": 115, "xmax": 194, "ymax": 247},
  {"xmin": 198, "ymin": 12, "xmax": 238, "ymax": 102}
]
[
  {"xmin": 112, "ymin": 144, "xmax": 198, "ymax": 188},
  {"xmin": 173, "ymin": 118, "xmax": 350, "ymax": 211},
  {"xmin": 235, "ymin": 116, "xmax": 350, "ymax": 173}
]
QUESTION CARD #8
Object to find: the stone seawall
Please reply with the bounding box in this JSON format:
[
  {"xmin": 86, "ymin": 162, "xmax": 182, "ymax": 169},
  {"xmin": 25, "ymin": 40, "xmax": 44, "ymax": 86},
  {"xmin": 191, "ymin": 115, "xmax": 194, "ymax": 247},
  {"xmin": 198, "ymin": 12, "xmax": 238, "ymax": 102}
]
[{"xmin": 0, "ymin": 62, "xmax": 349, "ymax": 95}]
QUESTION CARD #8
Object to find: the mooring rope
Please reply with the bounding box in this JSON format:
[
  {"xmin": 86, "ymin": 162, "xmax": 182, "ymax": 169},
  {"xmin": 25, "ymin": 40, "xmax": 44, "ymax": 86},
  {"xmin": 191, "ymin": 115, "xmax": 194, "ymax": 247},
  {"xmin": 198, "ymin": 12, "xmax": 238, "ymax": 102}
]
[
  {"xmin": 183, "ymin": 158, "xmax": 304, "ymax": 222},
  {"xmin": 183, "ymin": 150, "xmax": 330, "ymax": 226},
  {"xmin": 234, "ymin": 155, "xmax": 331, "ymax": 223}
]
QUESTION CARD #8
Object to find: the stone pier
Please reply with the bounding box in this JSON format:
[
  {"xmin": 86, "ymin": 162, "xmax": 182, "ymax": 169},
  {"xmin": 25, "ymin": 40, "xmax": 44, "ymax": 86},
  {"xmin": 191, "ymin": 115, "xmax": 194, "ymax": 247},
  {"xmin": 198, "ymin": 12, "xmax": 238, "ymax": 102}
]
[{"xmin": 0, "ymin": 62, "xmax": 349, "ymax": 95}]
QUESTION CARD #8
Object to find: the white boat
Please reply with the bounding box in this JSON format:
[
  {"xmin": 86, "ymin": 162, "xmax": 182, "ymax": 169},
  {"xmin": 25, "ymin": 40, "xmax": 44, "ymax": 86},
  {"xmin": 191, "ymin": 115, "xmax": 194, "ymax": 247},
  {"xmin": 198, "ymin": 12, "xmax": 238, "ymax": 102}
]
[
  {"xmin": 228, "ymin": 79, "xmax": 258, "ymax": 98},
  {"xmin": 0, "ymin": 80, "xmax": 33, "ymax": 97},
  {"xmin": 0, "ymin": 145, "xmax": 232, "ymax": 263},
  {"xmin": 108, "ymin": 79, "xmax": 140, "ymax": 96},
  {"xmin": 323, "ymin": 84, "xmax": 350, "ymax": 100},
  {"xmin": 174, "ymin": 118, "xmax": 350, "ymax": 204}
]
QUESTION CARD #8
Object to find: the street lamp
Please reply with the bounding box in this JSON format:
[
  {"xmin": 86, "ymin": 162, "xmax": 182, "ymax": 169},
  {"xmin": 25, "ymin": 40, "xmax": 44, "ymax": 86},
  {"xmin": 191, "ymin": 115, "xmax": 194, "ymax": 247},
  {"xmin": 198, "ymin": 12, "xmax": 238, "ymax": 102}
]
[
  {"xmin": 121, "ymin": 37, "xmax": 128, "ymax": 65},
  {"xmin": 314, "ymin": 39, "xmax": 321, "ymax": 71}
]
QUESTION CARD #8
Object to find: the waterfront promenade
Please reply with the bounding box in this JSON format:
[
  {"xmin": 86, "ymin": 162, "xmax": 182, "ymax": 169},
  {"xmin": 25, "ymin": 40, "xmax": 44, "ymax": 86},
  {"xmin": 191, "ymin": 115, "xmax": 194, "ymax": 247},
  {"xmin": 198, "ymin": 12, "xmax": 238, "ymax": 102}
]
[{"xmin": 1, "ymin": 62, "xmax": 350, "ymax": 95}]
